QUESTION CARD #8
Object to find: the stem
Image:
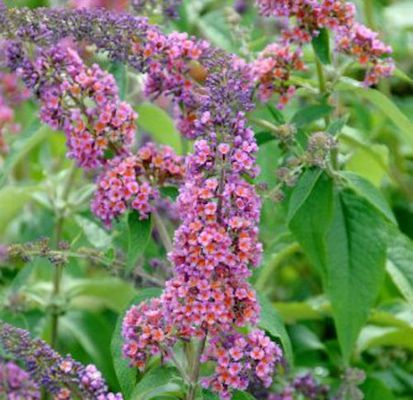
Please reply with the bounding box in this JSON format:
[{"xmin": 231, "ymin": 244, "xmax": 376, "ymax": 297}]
[
  {"xmin": 315, "ymin": 57, "xmax": 327, "ymax": 98},
  {"xmin": 50, "ymin": 163, "xmax": 77, "ymax": 348},
  {"xmin": 152, "ymin": 211, "xmax": 173, "ymax": 254},
  {"xmin": 250, "ymin": 117, "xmax": 280, "ymax": 133},
  {"xmin": 186, "ymin": 337, "xmax": 207, "ymax": 400},
  {"xmin": 363, "ymin": 0, "xmax": 375, "ymax": 31},
  {"xmin": 315, "ymin": 55, "xmax": 337, "ymax": 169},
  {"xmin": 166, "ymin": 347, "xmax": 191, "ymax": 383},
  {"xmin": 255, "ymin": 242, "xmax": 300, "ymax": 292},
  {"xmin": 23, "ymin": 248, "xmax": 165, "ymax": 287}
]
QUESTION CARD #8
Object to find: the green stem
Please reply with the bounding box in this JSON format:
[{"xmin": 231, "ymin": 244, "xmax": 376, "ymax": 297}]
[
  {"xmin": 315, "ymin": 57, "xmax": 327, "ymax": 97},
  {"xmin": 250, "ymin": 117, "xmax": 280, "ymax": 134},
  {"xmin": 186, "ymin": 337, "xmax": 207, "ymax": 400},
  {"xmin": 22, "ymin": 247, "xmax": 165, "ymax": 287},
  {"xmin": 315, "ymin": 55, "xmax": 338, "ymax": 169},
  {"xmin": 255, "ymin": 242, "xmax": 301, "ymax": 292},
  {"xmin": 363, "ymin": 0, "xmax": 375, "ymax": 31},
  {"xmin": 50, "ymin": 163, "xmax": 77, "ymax": 348},
  {"xmin": 153, "ymin": 211, "xmax": 173, "ymax": 254}
]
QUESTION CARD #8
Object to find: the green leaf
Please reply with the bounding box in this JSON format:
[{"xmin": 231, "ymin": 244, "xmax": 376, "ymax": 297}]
[
  {"xmin": 110, "ymin": 62, "xmax": 128, "ymax": 100},
  {"xmin": 232, "ymin": 391, "xmax": 256, "ymax": 400},
  {"xmin": 0, "ymin": 122, "xmax": 50, "ymax": 188},
  {"xmin": 289, "ymin": 324, "xmax": 326, "ymax": 353},
  {"xmin": 257, "ymin": 293, "xmax": 293, "ymax": 365},
  {"xmin": 111, "ymin": 288, "xmax": 162, "ymax": 399},
  {"xmin": 136, "ymin": 103, "xmax": 182, "ymax": 153},
  {"xmin": 255, "ymin": 131, "xmax": 275, "ymax": 146},
  {"xmin": 289, "ymin": 173, "xmax": 388, "ymax": 362},
  {"xmin": 115, "ymin": 211, "xmax": 153, "ymax": 272},
  {"xmin": 357, "ymin": 325, "xmax": 413, "ymax": 353},
  {"xmin": 266, "ymin": 104, "xmax": 286, "ymax": 125},
  {"xmin": 287, "ymin": 169, "xmax": 322, "ymax": 223},
  {"xmin": 66, "ymin": 277, "xmax": 137, "ymax": 313},
  {"xmin": 387, "ymin": 231, "xmax": 413, "ymax": 306},
  {"xmin": 288, "ymin": 171, "xmax": 334, "ymax": 280},
  {"xmin": 361, "ymin": 377, "xmax": 396, "ymax": 400},
  {"xmin": 326, "ymin": 190, "xmax": 387, "ymax": 362},
  {"xmin": 202, "ymin": 389, "xmax": 220, "ymax": 400},
  {"xmin": 197, "ymin": 10, "xmax": 233, "ymax": 52},
  {"xmin": 290, "ymin": 104, "xmax": 334, "ymax": 128},
  {"xmin": 60, "ymin": 310, "xmax": 118, "ymax": 389},
  {"xmin": 340, "ymin": 171, "xmax": 396, "ymax": 224},
  {"xmin": 327, "ymin": 115, "xmax": 349, "ymax": 136},
  {"xmin": 337, "ymin": 78, "xmax": 413, "ymax": 147},
  {"xmin": 312, "ymin": 28, "xmax": 331, "ymax": 64},
  {"xmin": 0, "ymin": 185, "xmax": 39, "ymax": 236},
  {"xmin": 345, "ymin": 143, "xmax": 389, "ymax": 187},
  {"xmin": 131, "ymin": 366, "xmax": 184, "ymax": 400},
  {"xmin": 74, "ymin": 215, "xmax": 112, "ymax": 249}
]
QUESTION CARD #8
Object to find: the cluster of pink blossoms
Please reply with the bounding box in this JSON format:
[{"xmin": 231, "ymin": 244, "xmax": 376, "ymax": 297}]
[
  {"xmin": 0, "ymin": 71, "xmax": 30, "ymax": 154},
  {"xmin": 122, "ymin": 298, "xmax": 176, "ymax": 371},
  {"xmin": 202, "ymin": 331, "xmax": 283, "ymax": 399},
  {"xmin": 254, "ymin": 0, "xmax": 394, "ymax": 107},
  {"xmin": 0, "ymin": 361, "xmax": 40, "ymax": 399},
  {"xmin": 138, "ymin": 30, "xmax": 210, "ymax": 138},
  {"xmin": 122, "ymin": 40, "xmax": 282, "ymax": 396},
  {"xmin": 92, "ymin": 143, "xmax": 184, "ymax": 225},
  {"xmin": 252, "ymin": 44, "xmax": 305, "ymax": 106},
  {"xmin": 17, "ymin": 45, "xmax": 137, "ymax": 169}
]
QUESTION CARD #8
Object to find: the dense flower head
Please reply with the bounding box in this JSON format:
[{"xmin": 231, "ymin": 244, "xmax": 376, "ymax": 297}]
[
  {"xmin": 255, "ymin": 0, "xmax": 393, "ymax": 89},
  {"xmin": 0, "ymin": 361, "xmax": 40, "ymax": 400},
  {"xmin": 336, "ymin": 23, "xmax": 394, "ymax": 86},
  {"xmin": 252, "ymin": 43, "xmax": 305, "ymax": 108},
  {"xmin": 7, "ymin": 43, "xmax": 137, "ymax": 168},
  {"xmin": 92, "ymin": 143, "xmax": 185, "ymax": 225},
  {"xmin": 201, "ymin": 330, "xmax": 283, "ymax": 400},
  {"xmin": 0, "ymin": 323, "xmax": 123, "ymax": 400},
  {"xmin": 122, "ymin": 298, "xmax": 176, "ymax": 371},
  {"xmin": 142, "ymin": 30, "xmax": 210, "ymax": 129}
]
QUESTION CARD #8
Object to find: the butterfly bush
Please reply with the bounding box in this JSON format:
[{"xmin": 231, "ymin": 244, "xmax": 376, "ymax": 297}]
[
  {"xmin": 92, "ymin": 143, "xmax": 185, "ymax": 225},
  {"xmin": 0, "ymin": 1, "xmax": 393, "ymax": 398},
  {"xmin": 0, "ymin": 360, "xmax": 41, "ymax": 400},
  {"xmin": 0, "ymin": 323, "xmax": 122, "ymax": 400},
  {"xmin": 254, "ymin": 0, "xmax": 394, "ymax": 107}
]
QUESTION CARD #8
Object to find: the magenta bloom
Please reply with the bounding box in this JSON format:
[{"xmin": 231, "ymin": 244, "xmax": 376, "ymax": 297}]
[
  {"xmin": 92, "ymin": 143, "xmax": 185, "ymax": 225},
  {"xmin": 0, "ymin": 361, "xmax": 40, "ymax": 400}
]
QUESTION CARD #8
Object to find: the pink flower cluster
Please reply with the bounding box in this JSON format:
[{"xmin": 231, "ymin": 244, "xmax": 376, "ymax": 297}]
[
  {"xmin": 122, "ymin": 298, "xmax": 176, "ymax": 371},
  {"xmin": 25, "ymin": 46, "xmax": 137, "ymax": 168},
  {"xmin": 337, "ymin": 22, "xmax": 394, "ymax": 86},
  {"xmin": 252, "ymin": 44, "xmax": 305, "ymax": 107},
  {"xmin": 0, "ymin": 361, "xmax": 40, "ymax": 399},
  {"xmin": 138, "ymin": 30, "xmax": 210, "ymax": 138},
  {"xmin": 0, "ymin": 71, "xmax": 30, "ymax": 154},
  {"xmin": 254, "ymin": 0, "xmax": 394, "ymax": 106},
  {"xmin": 122, "ymin": 50, "xmax": 282, "ymax": 397},
  {"xmin": 92, "ymin": 143, "xmax": 184, "ymax": 225},
  {"xmin": 202, "ymin": 331, "xmax": 283, "ymax": 400}
]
